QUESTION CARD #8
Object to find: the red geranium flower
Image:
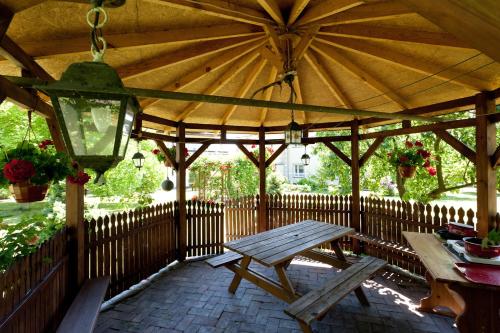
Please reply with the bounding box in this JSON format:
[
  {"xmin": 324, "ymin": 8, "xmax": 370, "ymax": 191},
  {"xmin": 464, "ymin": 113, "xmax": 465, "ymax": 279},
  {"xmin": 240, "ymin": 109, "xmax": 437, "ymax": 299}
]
[
  {"xmin": 426, "ymin": 167, "xmax": 437, "ymax": 176},
  {"xmin": 67, "ymin": 171, "xmax": 91, "ymax": 185},
  {"xmin": 417, "ymin": 149, "xmax": 431, "ymax": 158},
  {"xmin": 405, "ymin": 141, "xmax": 413, "ymax": 148},
  {"xmin": 423, "ymin": 159, "xmax": 431, "ymax": 168},
  {"xmin": 38, "ymin": 139, "xmax": 54, "ymax": 150},
  {"xmin": 251, "ymin": 144, "xmax": 256, "ymax": 149},
  {"xmin": 399, "ymin": 155, "xmax": 409, "ymax": 163},
  {"xmin": 3, "ymin": 159, "xmax": 36, "ymax": 183},
  {"xmin": 415, "ymin": 141, "xmax": 423, "ymax": 147},
  {"xmin": 184, "ymin": 148, "xmax": 189, "ymax": 157},
  {"xmin": 152, "ymin": 149, "xmax": 160, "ymax": 155}
]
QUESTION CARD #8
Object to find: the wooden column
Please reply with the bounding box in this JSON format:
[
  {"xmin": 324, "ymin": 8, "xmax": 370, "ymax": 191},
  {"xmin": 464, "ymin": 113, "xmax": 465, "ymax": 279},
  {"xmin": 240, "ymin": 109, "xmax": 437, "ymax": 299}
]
[
  {"xmin": 351, "ymin": 120, "xmax": 361, "ymax": 253},
  {"xmin": 66, "ymin": 179, "xmax": 85, "ymax": 290},
  {"xmin": 475, "ymin": 92, "xmax": 497, "ymax": 237},
  {"xmin": 176, "ymin": 122, "xmax": 187, "ymax": 260},
  {"xmin": 258, "ymin": 127, "xmax": 267, "ymax": 232}
]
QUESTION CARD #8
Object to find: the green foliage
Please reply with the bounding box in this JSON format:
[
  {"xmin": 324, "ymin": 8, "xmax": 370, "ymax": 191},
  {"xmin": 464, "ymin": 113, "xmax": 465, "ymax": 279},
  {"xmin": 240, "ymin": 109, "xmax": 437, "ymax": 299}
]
[
  {"xmin": 266, "ymin": 173, "xmax": 285, "ymax": 195},
  {"xmin": 0, "ymin": 103, "xmax": 50, "ymax": 149},
  {"xmin": 0, "ymin": 215, "xmax": 64, "ymax": 271},
  {"xmin": 482, "ymin": 228, "xmax": 500, "ymax": 248}
]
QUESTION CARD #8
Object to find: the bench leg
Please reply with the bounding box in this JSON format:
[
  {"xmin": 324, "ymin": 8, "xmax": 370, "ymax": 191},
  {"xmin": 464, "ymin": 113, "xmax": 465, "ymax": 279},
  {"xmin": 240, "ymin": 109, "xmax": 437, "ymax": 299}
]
[
  {"xmin": 228, "ymin": 256, "xmax": 251, "ymax": 293},
  {"xmin": 275, "ymin": 263, "xmax": 296, "ymax": 296},
  {"xmin": 298, "ymin": 321, "xmax": 313, "ymax": 333}
]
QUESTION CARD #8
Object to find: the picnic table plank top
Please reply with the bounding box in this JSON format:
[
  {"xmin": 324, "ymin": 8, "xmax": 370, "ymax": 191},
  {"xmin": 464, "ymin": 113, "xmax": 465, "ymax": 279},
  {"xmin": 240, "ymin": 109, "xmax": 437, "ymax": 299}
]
[{"xmin": 224, "ymin": 221, "xmax": 354, "ymax": 267}]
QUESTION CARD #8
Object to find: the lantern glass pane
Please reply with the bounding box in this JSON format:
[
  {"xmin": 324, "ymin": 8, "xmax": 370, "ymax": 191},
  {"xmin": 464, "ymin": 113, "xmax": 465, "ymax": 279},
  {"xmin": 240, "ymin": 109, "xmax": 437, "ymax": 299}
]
[
  {"xmin": 291, "ymin": 129, "xmax": 302, "ymax": 144},
  {"xmin": 118, "ymin": 100, "xmax": 136, "ymax": 158},
  {"xmin": 59, "ymin": 97, "xmax": 120, "ymax": 156}
]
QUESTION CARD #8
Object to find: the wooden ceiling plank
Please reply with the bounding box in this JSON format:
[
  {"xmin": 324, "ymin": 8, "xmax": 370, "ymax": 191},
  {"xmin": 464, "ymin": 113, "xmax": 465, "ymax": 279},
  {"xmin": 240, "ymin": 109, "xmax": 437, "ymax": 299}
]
[
  {"xmin": 221, "ymin": 58, "xmax": 267, "ymax": 125},
  {"xmin": 141, "ymin": 39, "xmax": 267, "ymax": 108},
  {"xmin": 304, "ymin": 51, "xmax": 354, "ymax": 109},
  {"xmin": 399, "ymin": 0, "xmax": 500, "ymax": 64},
  {"xmin": 312, "ymin": 1, "xmax": 413, "ymax": 26},
  {"xmin": 260, "ymin": 44, "xmax": 282, "ymax": 69},
  {"xmin": 295, "ymin": 0, "xmax": 365, "ymax": 26},
  {"xmin": 288, "ymin": 0, "xmax": 311, "ymax": 26},
  {"xmin": 118, "ymin": 36, "xmax": 263, "ymax": 80},
  {"xmin": 257, "ymin": 0, "xmax": 285, "ymax": 25},
  {"xmin": 175, "ymin": 51, "xmax": 261, "ymax": 121},
  {"xmin": 259, "ymin": 66, "xmax": 279, "ymax": 125},
  {"xmin": 319, "ymin": 24, "xmax": 471, "ymax": 48},
  {"xmin": 316, "ymin": 36, "xmax": 488, "ymax": 91},
  {"xmin": 311, "ymin": 43, "xmax": 409, "ymax": 109},
  {"xmin": 293, "ymin": 25, "xmax": 320, "ymax": 64},
  {"xmin": 15, "ymin": 24, "xmax": 264, "ymax": 59},
  {"xmin": 145, "ymin": 0, "xmax": 273, "ymax": 26},
  {"xmin": 263, "ymin": 25, "xmax": 283, "ymax": 61}
]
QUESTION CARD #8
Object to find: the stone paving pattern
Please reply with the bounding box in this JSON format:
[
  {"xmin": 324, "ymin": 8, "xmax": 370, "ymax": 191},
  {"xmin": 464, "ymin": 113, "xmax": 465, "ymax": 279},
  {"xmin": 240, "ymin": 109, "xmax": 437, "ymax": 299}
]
[{"xmin": 95, "ymin": 257, "xmax": 457, "ymax": 333}]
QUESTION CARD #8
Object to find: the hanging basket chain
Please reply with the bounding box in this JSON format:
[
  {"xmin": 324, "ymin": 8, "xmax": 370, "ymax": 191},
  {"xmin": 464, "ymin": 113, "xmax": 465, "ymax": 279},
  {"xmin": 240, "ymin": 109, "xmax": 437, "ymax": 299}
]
[{"xmin": 87, "ymin": 0, "xmax": 108, "ymax": 62}]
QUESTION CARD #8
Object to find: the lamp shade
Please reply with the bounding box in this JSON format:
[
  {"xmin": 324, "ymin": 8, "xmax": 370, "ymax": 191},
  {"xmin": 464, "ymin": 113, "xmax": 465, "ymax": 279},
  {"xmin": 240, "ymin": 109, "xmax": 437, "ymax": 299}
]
[
  {"xmin": 42, "ymin": 61, "xmax": 140, "ymax": 176},
  {"xmin": 301, "ymin": 153, "xmax": 310, "ymax": 166},
  {"xmin": 132, "ymin": 151, "xmax": 145, "ymax": 169},
  {"xmin": 285, "ymin": 120, "xmax": 302, "ymax": 145}
]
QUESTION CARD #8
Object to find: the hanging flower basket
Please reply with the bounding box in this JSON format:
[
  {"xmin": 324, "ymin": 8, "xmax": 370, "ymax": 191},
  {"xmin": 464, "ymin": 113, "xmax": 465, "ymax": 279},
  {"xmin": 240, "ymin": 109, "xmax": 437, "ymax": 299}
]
[
  {"xmin": 9, "ymin": 182, "xmax": 49, "ymax": 203},
  {"xmin": 164, "ymin": 159, "xmax": 173, "ymax": 168},
  {"xmin": 398, "ymin": 165, "xmax": 417, "ymax": 178}
]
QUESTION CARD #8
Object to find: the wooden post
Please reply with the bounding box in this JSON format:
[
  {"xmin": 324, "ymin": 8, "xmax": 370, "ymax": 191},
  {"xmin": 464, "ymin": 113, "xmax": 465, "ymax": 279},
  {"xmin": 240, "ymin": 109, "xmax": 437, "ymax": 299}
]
[
  {"xmin": 66, "ymin": 179, "xmax": 85, "ymax": 290},
  {"xmin": 258, "ymin": 127, "xmax": 267, "ymax": 232},
  {"xmin": 475, "ymin": 92, "xmax": 497, "ymax": 237},
  {"xmin": 351, "ymin": 120, "xmax": 361, "ymax": 253},
  {"xmin": 176, "ymin": 122, "xmax": 187, "ymax": 260}
]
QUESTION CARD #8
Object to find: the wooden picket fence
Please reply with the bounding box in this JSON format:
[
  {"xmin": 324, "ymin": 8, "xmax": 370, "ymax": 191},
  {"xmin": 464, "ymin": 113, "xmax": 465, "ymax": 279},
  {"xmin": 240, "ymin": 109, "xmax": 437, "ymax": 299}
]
[
  {"xmin": 186, "ymin": 200, "xmax": 225, "ymax": 257},
  {"xmin": 85, "ymin": 202, "xmax": 177, "ymax": 299},
  {"xmin": 225, "ymin": 196, "xmax": 258, "ymax": 241},
  {"xmin": 0, "ymin": 229, "xmax": 69, "ymax": 333}
]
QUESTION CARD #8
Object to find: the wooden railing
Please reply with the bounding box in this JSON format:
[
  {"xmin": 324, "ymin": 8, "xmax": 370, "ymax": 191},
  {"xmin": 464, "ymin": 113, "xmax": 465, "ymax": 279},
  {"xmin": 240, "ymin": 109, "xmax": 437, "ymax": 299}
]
[
  {"xmin": 85, "ymin": 203, "xmax": 177, "ymax": 299},
  {"xmin": 186, "ymin": 200, "xmax": 224, "ymax": 257},
  {"xmin": 225, "ymin": 196, "xmax": 258, "ymax": 241},
  {"xmin": 0, "ymin": 229, "xmax": 69, "ymax": 333}
]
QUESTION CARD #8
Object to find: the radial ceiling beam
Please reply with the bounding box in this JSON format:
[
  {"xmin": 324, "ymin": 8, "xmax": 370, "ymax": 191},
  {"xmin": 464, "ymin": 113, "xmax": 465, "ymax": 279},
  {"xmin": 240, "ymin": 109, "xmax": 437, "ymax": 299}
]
[
  {"xmin": 141, "ymin": 39, "xmax": 267, "ymax": 109},
  {"xmin": 293, "ymin": 25, "xmax": 320, "ymax": 64},
  {"xmin": 259, "ymin": 66, "xmax": 279, "ymax": 125},
  {"xmin": 312, "ymin": 1, "xmax": 413, "ymax": 26},
  {"xmin": 145, "ymin": 0, "xmax": 274, "ymax": 26},
  {"xmin": 319, "ymin": 24, "xmax": 471, "ymax": 48},
  {"xmin": 257, "ymin": 0, "xmax": 285, "ymax": 26},
  {"xmin": 295, "ymin": 0, "xmax": 365, "ymax": 26},
  {"xmin": 398, "ymin": 0, "xmax": 500, "ymax": 64},
  {"xmin": 221, "ymin": 58, "xmax": 267, "ymax": 125},
  {"xmin": 175, "ymin": 51, "xmax": 261, "ymax": 121},
  {"xmin": 288, "ymin": 0, "xmax": 311, "ymax": 26},
  {"xmin": 316, "ymin": 36, "xmax": 489, "ymax": 91},
  {"xmin": 12, "ymin": 24, "xmax": 264, "ymax": 59},
  {"xmin": 311, "ymin": 43, "xmax": 409, "ymax": 109},
  {"xmin": 118, "ymin": 36, "xmax": 262, "ymax": 80},
  {"xmin": 304, "ymin": 51, "xmax": 353, "ymax": 109}
]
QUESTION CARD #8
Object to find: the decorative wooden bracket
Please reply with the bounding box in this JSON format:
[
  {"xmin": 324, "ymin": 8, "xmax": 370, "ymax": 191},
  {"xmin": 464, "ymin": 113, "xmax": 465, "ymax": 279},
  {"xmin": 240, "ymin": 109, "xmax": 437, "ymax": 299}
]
[
  {"xmin": 491, "ymin": 145, "xmax": 500, "ymax": 168},
  {"xmin": 237, "ymin": 143, "xmax": 259, "ymax": 167},
  {"xmin": 359, "ymin": 137, "xmax": 384, "ymax": 167},
  {"xmin": 323, "ymin": 141, "xmax": 351, "ymax": 166},
  {"xmin": 265, "ymin": 144, "xmax": 287, "ymax": 168},
  {"xmin": 434, "ymin": 129, "xmax": 476, "ymax": 163},
  {"xmin": 185, "ymin": 143, "xmax": 210, "ymax": 168},
  {"xmin": 155, "ymin": 140, "xmax": 178, "ymax": 170}
]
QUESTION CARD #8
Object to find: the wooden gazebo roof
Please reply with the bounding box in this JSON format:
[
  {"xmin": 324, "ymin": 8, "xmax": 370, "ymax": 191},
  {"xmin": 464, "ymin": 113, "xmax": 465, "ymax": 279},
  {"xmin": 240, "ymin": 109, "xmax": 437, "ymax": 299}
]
[{"xmin": 1, "ymin": 0, "xmax": 499, "ymax": 133}]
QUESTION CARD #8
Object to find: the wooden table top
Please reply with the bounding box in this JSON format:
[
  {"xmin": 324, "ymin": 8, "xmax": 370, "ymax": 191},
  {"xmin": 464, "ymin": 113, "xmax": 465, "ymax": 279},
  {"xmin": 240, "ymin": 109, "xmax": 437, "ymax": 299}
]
[
  {"xmin": 224, "ymin": 220, "xmax": 354, "ymax": 267},
  {"xmin": 403, "ymin": 232, "xmax": 468, "ymax": 284}
]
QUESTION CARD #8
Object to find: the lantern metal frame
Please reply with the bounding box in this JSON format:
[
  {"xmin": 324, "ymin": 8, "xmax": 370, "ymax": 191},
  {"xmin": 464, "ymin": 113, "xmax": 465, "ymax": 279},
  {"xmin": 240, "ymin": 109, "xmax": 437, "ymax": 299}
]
[
  {"xmin": 132, "ymin": 140, "xmax": 145, "ymax": 170},
  {"xmin": 301, "ymin": 145, "xmax": 310, "ymax": 166}
]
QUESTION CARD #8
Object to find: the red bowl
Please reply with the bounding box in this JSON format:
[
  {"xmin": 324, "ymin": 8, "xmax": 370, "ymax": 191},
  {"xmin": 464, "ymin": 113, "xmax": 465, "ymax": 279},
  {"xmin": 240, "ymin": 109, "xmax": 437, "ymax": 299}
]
[
  {"xmin": 464, "ymin": 237, "xmax": 500, "ymax": 259},
  {"xmin": 447, "ymin": 222, "xmax": 477, "ymax": 237}
]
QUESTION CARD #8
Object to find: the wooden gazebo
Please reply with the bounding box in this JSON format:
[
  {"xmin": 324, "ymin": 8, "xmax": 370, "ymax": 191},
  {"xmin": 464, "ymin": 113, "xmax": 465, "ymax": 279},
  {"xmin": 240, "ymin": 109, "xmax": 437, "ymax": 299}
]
[{"xmin": 0, "ymin": 0, "xmax": 499, "ymax": 332}]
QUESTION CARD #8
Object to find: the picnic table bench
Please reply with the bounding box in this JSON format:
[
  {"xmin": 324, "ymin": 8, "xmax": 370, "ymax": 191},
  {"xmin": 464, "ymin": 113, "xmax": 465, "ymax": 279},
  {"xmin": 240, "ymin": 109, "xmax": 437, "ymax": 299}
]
[{"xmin": 207, "ymin": 220, "xmax": 386, "ymax": 332}]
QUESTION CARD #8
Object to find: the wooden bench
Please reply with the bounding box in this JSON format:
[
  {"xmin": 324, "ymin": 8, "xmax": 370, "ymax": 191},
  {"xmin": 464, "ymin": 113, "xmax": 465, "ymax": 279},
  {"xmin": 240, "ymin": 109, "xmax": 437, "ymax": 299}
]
[
  {"xmin": 285, "ymin": 256, "xmax": 386, "ymax": 333},
  {"xmin": 206, "ymin": 251, "xmax": 243, "ymax": 268},
  {"xmin": 57, "ymin": 277, "xmax": 110, "ymax": 333},
  {"xmin": 350, "ymin": 233, "xmax": 421, "ymax": 265}
]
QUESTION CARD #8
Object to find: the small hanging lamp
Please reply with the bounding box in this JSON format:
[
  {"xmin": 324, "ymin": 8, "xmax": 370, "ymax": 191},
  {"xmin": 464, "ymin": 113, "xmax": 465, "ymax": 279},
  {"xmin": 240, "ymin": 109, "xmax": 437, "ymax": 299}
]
[
  {"xmin": 301, "ymin": 145, "xmax": 310, "ymax": 166},
  {"xmin": 40, "ymin": 0, "xmax": 140, "ymax": 182},
  {"xmin": 285, "ymin": 110, "xmax": 302, "ymax": 145},
  {"xmin": 132, "ymin": 140, "xmax": 145, "ymax": 170}
]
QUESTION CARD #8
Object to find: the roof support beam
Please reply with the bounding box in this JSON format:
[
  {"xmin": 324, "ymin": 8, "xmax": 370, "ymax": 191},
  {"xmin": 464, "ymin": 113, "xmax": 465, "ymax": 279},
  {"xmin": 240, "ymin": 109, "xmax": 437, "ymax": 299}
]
[
  {"xmin": 359, "ymin": 137, "xmax": 384, "ymax": 167},
  {"xmin": 237, "ymin": 144, "xmax": 259, "ymax": 167},
  {"xmin": 288, "ymin": 0, "xmax": 311, "ymax": 26},
  {"xmin": 145, "ymin": 0, "xmax": 274, "ymax": 26},
  {"xmin": 316, "ymin": 36, "xmax": 488, "ymax": 91},
  {"xmin": 323, "ymin": 141, "xmax": 351, "ymax": 166},
  {"xmin": 141, "ymin": 39, "xmax": 266, "ymax": 108},
  {"xmin": 118, "ymin": 36, "xmax": 263, "ymax": 80},
  {"xmin": 265, "ymin": 144, "xmax": 287, "ymax": 167},
  {"xmin": 304, "ymin": 51, "xmax": 353, "ymax": 108},
  {"xmin": 491, "ymin": 145, "xmax": 500, "ymax": 168},
  {"xmin": 293, "ymin": 25, "xmax": 320, "ymax": 64},
  {"xmin": 12, "ymin": 24, "xmax": 264, "ymax": 59},
  {"xmin": 398, "ymin": 0, "xmax": 500, "ymax": 64},
  {"xmin": 0, "ymin": 3, "xmax": 13, "ymax": 40},
  {"xmin": 434, "ymin": 129, "xmax": 476, "ymax": 163},
  {"xmin": 295, "ymin": 0, "xmax": 364, "ymax": 26},
  {"xmin": 257, "ymin": 0, "xmax": 285, "ymax": 25},
  {"xmin": 221, "ymin": 58, "xmax": 267, "ymax": 124},
  {"xmin": 0, "ymin": 75, "xmax": 53, "ymax": 118},
  {"xmin": 185, "ymin": 143, "xmax": 210, "ymax": 168},
  {"xmin": 311, "ymin": 43, "xmax": 409, "ymax": 109},
  {"xmin": 319, "ymin": 24, "xmax": 470, "ymax": 48},
  {"xmin": 155, "ymin": 140, "xmax": 178, "ymax": 170}
]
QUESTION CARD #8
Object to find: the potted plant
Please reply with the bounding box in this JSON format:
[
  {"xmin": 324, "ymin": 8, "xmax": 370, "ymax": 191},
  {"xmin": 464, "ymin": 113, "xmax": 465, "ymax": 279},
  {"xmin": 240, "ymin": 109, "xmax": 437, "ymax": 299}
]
[
  {"xmin": 387, "ymin": 140, "xmax": 436, "ymax": 178},
  {"xmin": 152, "ymin": 146, "xmax": 189, "ymax": 167},
  {"xmin": 0, "ymin": 140, "xmax": 90, "ymax": 203},
  {"xmin": 464, "ymin": 228, "xmax": 500, "ymax": 259}
]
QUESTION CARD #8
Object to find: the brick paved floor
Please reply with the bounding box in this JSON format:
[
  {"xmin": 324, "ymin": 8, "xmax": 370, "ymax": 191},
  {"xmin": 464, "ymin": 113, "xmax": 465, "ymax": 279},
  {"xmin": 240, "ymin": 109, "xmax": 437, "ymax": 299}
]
[{"xmin": 95, "ymin": 257, "xmax": 457, "ymax": 333}]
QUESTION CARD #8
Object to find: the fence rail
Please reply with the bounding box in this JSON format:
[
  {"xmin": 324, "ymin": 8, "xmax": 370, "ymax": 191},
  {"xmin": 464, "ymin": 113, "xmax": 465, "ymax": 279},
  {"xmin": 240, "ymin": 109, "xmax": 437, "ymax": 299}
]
[{"xmin": 0, "ymin": 229, "xmax": 69, "ymax": 333}]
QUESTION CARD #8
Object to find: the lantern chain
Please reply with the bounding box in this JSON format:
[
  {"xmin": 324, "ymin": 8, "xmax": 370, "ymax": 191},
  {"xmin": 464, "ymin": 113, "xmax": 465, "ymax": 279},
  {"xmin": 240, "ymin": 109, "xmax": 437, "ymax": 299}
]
[{"xmin": 87, "ymin": 0, "xmax": 108, "ymax": 62}]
